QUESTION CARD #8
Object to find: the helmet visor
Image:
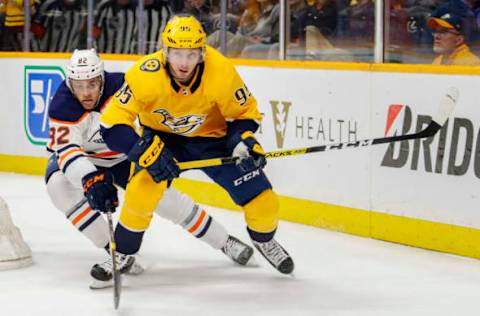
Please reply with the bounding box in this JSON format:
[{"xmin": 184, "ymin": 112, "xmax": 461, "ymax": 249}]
[
  {"xmin": 165, "ymin": 48, "xmax": 203, "ymax": 64},
  {"xmin": 69, "ymin": 77, "xmax": 102, "ymax": 94}
]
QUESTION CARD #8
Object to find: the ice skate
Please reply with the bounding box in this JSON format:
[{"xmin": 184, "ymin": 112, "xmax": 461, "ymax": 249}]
[
  {"xmin": 252, "ymin": 239, "xmax": 294, "ymax": 274},
  {"xmin": 89, "ymin": 253, "xmax": 137, "ymax": 289},
  {"xmin": 221, "ymin": 235, "xmax": 254, "ymax": 265}
]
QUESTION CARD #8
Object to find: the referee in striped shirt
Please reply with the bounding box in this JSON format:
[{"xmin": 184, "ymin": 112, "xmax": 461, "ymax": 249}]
[
  {"xmin": 31, "ymin": 0, "xmax": 87, "ymax": 52},
  {"xmin": 141, "ymin": 0, "xmax": 172, "ymax": 54},
  {"xmin": 94, "ymin": 0, "xmax": 173, "ymax": 54},
  {"xmin": 93, "ymin": 0, "xmax": 137, "ymax": 54}
]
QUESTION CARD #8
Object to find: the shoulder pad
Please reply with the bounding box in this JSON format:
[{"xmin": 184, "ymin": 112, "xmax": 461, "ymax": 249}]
[
  {"xmin": 104, "ymin": 71, "xmax": 125, "ymax": 86},
  {"xmin": 100, "ymin": 72, "xmax": 125, "ymax": 105},
  {"xmin": 125, "ymin": 53, "xmax": 166, "ymax": 103},
  {"xmin": 205, "ymin": 45, "xmax": 235, "ymax": 72}
]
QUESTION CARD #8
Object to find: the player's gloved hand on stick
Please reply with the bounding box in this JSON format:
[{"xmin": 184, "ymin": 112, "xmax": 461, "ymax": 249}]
[
  {"xmin": 82, "ymin": 170, "xmax": 119, "ymax": 213},
  {"xmin": 128, "ymin": 128, "xmax": 180, "ymax": 183},
  {"xmin": 229, "ymin": 131, "xmax": 266, "ymax": 173}
]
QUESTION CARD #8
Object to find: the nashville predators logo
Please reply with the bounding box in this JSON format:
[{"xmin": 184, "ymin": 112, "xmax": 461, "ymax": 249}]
[
  {"xmin": 270, "ymin": 100, "xmax": 292, "ymax": 149},
  {"xmin": 153, "ymin": 109, "xmax": 205, "ymax": 135},
  {"xmin": 140, "ymin": 59, "xmax": 161, "ymax": 72}
]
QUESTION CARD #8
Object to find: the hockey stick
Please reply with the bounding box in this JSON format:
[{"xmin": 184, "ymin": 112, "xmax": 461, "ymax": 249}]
[
  {"xmin": 105, "ymin": 202, "xmax": 121, "ymax": 310},
  {"xmin": 177, "ymin": 87, "xmax": 459, "ymax": 171}
]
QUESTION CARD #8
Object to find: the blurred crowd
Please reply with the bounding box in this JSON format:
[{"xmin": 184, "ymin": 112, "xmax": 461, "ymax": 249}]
[{"xmin": 1, "ymin": 0, "xmax": 479, "ymax": 64}]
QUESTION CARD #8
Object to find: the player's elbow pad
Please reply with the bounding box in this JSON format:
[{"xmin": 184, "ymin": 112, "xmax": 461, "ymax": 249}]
[
  {"xmin": 227, "ymin": 120, "xmax": 259, "ymax": 137},
  {"xmin": 100, "ymin": 124, "xmax": 139, "ymax": 155}
]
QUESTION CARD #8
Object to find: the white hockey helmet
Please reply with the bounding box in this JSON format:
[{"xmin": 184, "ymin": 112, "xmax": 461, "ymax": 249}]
[{"xmin": 66, "ymin": 48, "xmax": 105, "ymax": 91}]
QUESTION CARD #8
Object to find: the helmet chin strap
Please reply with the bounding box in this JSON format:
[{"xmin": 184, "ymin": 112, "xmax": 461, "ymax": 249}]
[{"xmin": 94, "ymin": 78, "xmax": 104, "ymax": 108}]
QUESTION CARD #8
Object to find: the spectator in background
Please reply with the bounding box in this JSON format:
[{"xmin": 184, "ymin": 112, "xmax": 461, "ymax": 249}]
[
  {"xmin": 30, "ymin": 0, "xmax": 86, "ymax": 52},
  {"xmin": 386, "ymin": 0, "xmax": 411, "ymax": 63},
  {"xmin": 342, "ymin": 0, "xmax": 374, "ymax": 42},
  {"xmin": 206, "ymin": 0, "xmax": 279, "ymax": 57},
  {"xmin": 176, "ymin": 0, "xmax": 215, "ymax": 34},
  {"xmin": 335, "ymin": 0, "xmax": 374, "ymax": 61},
  {"xmin": 235, "ymin": 0, "xmax": 260, "ymax": 34},
  {"xmin": 296, "ymin": 0, "xmax": 337, "ymax": 46},
  {"xmin": 209, "ymin": 0, "xmax": 240, "ymax": 35},
  {"xmin": 433, "ymin": 0, "xmax": 477, "ymax": 38},
  {"xmin": 241, "ymin": 0, "xmax": 306, "ymax": 59},
  {"xmin": 0, "ymin": 0, "xmax": 6, "ymax": 49},
  {"xmin": 427, "ymin": 9, "xmax": 480, "ymax": 64},
  {"xmin": 403, "ymin": 1, "xmax": 438, "ymax": 62},
  {"xmin": 297, "ymin": 0, "xmax": 353, "ymax": 61},
  {"xmin": 138, "ymin": 0, "xmax": 172, "ymax": 54},
  {"xmin": 288, "ymin": 0, "xmax": 306, "ymax": 44},
  {"xmin": 94, "ymin": 0, "xmax": 137, "ymax": 54},
  {"xmin": 1, "ymin": 0, "xmax": 36, "ymax": 50}
]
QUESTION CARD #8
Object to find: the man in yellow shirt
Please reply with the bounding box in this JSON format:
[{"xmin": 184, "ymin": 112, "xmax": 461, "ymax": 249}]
[
  {"xmin": 427, "ymin": 11, "xmax": 480, "ymax": 66},
  {"xmin": 1, "ymin": 0, "xmax": 35, "ymax": 50},
  {"xmin": 89, "ymin": 15, "xmax": 294, "ymax": 276}
]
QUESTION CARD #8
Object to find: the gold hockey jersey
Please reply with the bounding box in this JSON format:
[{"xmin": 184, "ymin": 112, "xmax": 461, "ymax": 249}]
[{"xmin": 100, "ymin": 46, "xmax": 262, "ymax": 138}]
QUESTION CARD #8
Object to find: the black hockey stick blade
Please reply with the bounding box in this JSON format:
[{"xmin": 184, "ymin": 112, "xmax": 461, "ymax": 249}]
[
  {"xmin": 105, "ymin": 203, "xmax": 121, "ymax": 310},
  {"xmin": 177, "ymin": 87, "xmax": 459, "ymax": 170}
]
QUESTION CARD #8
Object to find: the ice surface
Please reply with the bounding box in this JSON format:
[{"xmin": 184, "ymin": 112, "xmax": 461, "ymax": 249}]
[{"xmin": 1, "ymin": 172, "xmax": 480, "ymax": 316}]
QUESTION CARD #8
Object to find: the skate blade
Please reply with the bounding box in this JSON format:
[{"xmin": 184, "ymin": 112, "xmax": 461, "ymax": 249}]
[
  {"xmin": 89, "ymin": 279, "xmax": 113, "ymax": 290},
  {"xmin": 126, "ymin": 261, "xmax": 144, "ymax": 275},
  {"xmin": 244, "ymin": 255, "xmax": 259, "ymax": 267}
]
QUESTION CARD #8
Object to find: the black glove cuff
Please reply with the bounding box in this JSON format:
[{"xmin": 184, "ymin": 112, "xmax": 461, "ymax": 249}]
[
  {"xmin": 226, "ymin": 120, "xmax": 259, "ymax": 152},
  {"xmin": 127, "ymin": 129, "xmax": 155, "ymax": 162}
]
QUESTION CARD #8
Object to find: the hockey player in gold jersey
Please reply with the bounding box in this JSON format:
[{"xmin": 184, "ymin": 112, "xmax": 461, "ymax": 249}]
[{"xmin": 95, "ymin": 15, "xmax": 294, "ymax": 274}]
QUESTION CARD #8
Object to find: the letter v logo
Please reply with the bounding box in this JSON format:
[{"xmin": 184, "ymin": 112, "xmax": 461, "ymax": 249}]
[{"xmin": 270, "ymin": 100, "xmax": 291, "ymax": 148}]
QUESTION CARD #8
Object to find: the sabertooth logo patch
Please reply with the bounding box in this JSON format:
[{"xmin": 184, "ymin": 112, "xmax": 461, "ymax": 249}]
[
  {"xmin": 153, "ymin": 109, "xmax": 205, "ymax": 135},
  {"xmin": 270, "ymin": 100, "xmax": 292, "ymax": 149},
  {"xmin": 140, "ymin": 59, "xmax": 161, "ymax": 72}
]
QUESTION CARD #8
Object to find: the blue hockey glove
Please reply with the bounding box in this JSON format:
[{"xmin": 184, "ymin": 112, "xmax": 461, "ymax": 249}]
[
  {"xmin": 127, "ymin": 129, "xmax": 180, "ymax": 183},
  {"xmin": 82, "ymin": 170, "xmax": 118, "ymax": 213},
  {"xmin": 230, "ymin": 131, "xmax": 267, "ymax": 173}
]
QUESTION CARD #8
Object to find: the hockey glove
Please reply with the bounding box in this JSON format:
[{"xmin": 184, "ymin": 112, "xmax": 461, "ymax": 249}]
[
  {"xmin": 230, "ymin": 131, "xmax": 267, "ymax": 173},
  {"xmin": 82, "ymin": 170, "xmax": 119, "ymax": 213},
  {"xmin": 127, "ymin": 129, "xmax": 180, "ymax": 183}
]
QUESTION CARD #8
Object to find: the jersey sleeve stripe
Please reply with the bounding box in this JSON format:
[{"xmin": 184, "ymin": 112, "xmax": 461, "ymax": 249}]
[
  {"xmin": 187, "ymin": 209, "xmax": 207, "ymax": 234},
  {"xmin": 79, "ymin": 212, "xmax": 101, "ymax": 232},
  {"xmin": 88, "ymin": 151, "xmax": 121, "ymax": 158},
  {"xmin": 195, "ymin": 216, "xmax": 212, "ymax": 238},
  {"xmin": 61, "ymin": 154, "xmax": 86, "ymax": 174},
  {"xmin": 49, "ymin": 112, "xmax": 89, "ymax": 125},
  {"xmin": 58, "ymin": 147, "xmax": 84, "ymax": 166},
  {"xmin": 71, "ymin": 206, "xmax": 92, "ymax": 225},
  {"xmin": 56, "ymin": 143, "xmax": 81, "ymax": 154},
  {"xmin": 66, "ymin": 198, "xmax": 89, "ymax": 218}
]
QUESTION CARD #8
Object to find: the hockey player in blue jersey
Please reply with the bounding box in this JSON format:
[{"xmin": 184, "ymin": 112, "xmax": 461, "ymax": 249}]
[{"xmin": 45, "ymin": 49, "xmax": 254, "ymax": 288}]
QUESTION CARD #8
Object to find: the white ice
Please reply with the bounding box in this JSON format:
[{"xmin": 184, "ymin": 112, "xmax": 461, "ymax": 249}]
[{"xmin": 1, "ymin": 172, "xmax": 480, "ymax": 316}]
